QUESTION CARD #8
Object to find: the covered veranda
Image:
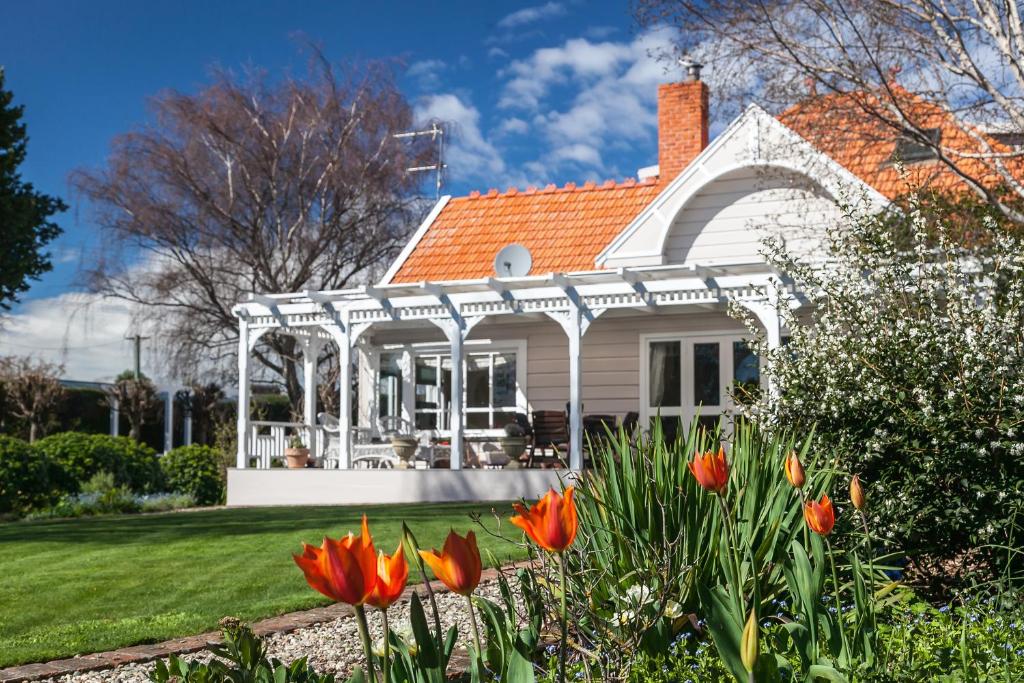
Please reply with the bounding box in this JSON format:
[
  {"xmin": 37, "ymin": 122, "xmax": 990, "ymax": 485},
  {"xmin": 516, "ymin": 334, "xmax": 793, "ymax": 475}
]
[{"xmin": 228, "ymin": 262, "xmax": 797, "ymax": 504}]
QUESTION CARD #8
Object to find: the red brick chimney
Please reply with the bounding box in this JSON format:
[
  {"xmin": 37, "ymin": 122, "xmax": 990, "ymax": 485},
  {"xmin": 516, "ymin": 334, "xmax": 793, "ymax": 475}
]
[{"xmin": 657, "ymin": 62, "xmax": 709, "ymax": 181}]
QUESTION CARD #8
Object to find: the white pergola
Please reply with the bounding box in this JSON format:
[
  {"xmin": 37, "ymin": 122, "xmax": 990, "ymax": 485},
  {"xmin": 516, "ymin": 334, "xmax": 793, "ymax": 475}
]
[{"xmin": 232, "ymin": 261, "xmax": 800, "ymax": 472}]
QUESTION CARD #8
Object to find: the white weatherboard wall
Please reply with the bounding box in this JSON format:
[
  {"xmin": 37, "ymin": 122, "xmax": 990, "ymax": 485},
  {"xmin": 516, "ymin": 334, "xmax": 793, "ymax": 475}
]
[{"xmin": 227, "ymin": 468, "xmax": 566, "ymax": 506}]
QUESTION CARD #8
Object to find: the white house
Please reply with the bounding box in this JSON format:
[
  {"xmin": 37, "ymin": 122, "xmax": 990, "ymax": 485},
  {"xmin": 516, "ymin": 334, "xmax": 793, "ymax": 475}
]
[{"xmin": 226, "ymin": 69, "xmax": 898, "ymax": 506}]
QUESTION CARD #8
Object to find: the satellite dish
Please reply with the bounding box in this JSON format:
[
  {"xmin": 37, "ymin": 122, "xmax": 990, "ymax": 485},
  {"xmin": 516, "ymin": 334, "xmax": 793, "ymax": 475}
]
[{"xmin": 493, "ymin": 243, "xmax": 533, "ymax": 277}]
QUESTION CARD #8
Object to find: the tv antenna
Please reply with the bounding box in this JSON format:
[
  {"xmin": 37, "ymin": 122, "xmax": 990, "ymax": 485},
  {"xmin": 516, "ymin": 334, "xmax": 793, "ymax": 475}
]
[
  {"xmin": 493, "ymin": 244, "xmax": 533, "ymax": 278},
  {"xmin": 393, "ymin": 121, "xmax": 447, "ymax": 199}
]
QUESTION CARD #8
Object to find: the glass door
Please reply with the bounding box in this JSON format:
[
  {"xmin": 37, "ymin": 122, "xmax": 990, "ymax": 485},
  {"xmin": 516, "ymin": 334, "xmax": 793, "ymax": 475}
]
[{"xmin": 646, "ymin": 335, "xmax": 758, "ymax": 439}]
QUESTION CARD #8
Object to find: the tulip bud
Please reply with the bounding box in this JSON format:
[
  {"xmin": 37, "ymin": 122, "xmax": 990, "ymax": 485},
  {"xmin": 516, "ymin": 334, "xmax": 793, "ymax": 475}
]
[
  {"xmin": 850, "ymin": 474, "xmax": 866, "ymax": 511},
  {"xmin": 741, "ymin": 608, "xmax": 759, "ymax": 673},
  {"xmin": 784, "ymin": 452, "xmax": 806, "ymax": 489}
]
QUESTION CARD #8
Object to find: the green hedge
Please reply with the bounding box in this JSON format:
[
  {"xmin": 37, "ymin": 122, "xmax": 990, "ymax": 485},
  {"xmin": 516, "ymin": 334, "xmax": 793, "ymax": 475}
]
[
  {"xmin": 0, "ymin": 435, "xmax": 55, "ymax": 515},
  {"xmin": 160, "ymin": 444, "xmax": 224, "ymax": 506},
  {"xmin": 33, "ymin": 432, "xmax": 163, "ymax": 495}
]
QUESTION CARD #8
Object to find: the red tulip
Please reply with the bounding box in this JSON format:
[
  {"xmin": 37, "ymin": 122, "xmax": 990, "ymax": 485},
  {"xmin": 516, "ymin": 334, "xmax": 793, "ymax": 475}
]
[
  {"xmin": 785, "ymin": 453, "xmax": 806, "ymax": 489},
  {"xmin": 804, "ymin": 494, "xmax": 836, "ymax": 536},
  {"xmin": 689, "ymin": 446, "xmax": 730, "ymax": 494},
  {"xmin": 293, "ymin": 515, "xmax": 378, "ymax": 606},
  {"xmin": 511, "ymin": 487, "xmax": 579, "ymax": 553},
  {"xmin": 366, "ymin": 544, "xmax": 409, "ymax": 609},
  {"xmin": 419, "ymin": 530, "xmax": 482, "ymax": 596}
]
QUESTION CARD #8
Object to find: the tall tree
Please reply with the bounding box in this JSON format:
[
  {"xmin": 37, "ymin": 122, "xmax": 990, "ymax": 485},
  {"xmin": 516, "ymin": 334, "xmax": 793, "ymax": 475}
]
[
  {"xmin": 636, "ymin": 0, "xmax": 1024, "ymax": 223},
  {"xmin": 0, "ymin": 67, "xmax": 66, "ymax": 311},
  {"xmin": 74, "ymin": 60, "xmax": 432, "ymax": 409}
]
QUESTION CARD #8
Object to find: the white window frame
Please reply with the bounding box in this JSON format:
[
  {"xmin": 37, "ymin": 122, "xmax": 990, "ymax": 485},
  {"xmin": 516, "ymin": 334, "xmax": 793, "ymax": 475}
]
[
  {"xmin": 638, "ymin": 330, "xmax": 764, "ymax": 432},
  {"xmin": 376, "ymin": 339, "xmax": 528, "ymax": 437}
]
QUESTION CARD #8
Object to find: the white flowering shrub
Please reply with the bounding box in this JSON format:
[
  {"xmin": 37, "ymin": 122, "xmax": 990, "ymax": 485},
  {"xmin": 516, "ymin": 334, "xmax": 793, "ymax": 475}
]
[{"xmin": 732, "ymin": 196, "xmax": 1024, "ymax": 589}]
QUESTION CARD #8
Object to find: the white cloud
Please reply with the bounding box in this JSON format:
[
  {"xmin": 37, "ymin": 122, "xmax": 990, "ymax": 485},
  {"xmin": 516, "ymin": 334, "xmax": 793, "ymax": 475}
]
[
  {"xmin": 497, "ymin": 2, "xmax": 566, "ymax": 29},
  {"xmin": 0, "ymin": 292, "xmax": 164, "ymax": 384},
  {"xmin": 415, "ymin": 94, "xmax": 506, "ymax": 183},
  {"xmin": 496, "ymin": 117, "xmax": 529, "ymax": 136},
  {"xmin": 495, "ymin": 27, "xmax": 678, "ymax": 179},
  {"xmin": 407, "ymin": 59, "xmax": 447, "ymax": 90}
]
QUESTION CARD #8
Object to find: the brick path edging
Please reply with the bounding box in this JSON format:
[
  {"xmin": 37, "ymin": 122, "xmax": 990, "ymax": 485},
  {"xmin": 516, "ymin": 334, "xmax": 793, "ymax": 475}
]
[{"xmin": 0, "ymin": 564, "xmax": 527, "ymax": 683}]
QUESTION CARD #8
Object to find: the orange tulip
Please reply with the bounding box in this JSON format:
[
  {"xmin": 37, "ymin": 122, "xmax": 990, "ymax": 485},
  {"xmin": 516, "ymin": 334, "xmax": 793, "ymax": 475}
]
[
  {"xmin": 419, "ymin": 530, "xmax": 482, "ymax": 596},
  {"xmin": 366, "ymin": 544, "xmax": 409, "ymax": 609},
  {"xmin": 804, "ymin": 494, "xmax": 836, "ymax": 536},
  {"xmin": 511, "ymin": 486, "xmax": 579, "ymax": 553},
  {"xmin": 785, "ymin": 453, "xmax": 806, "ymax": 489},
  {"xmin": 689, "ymin": 446, "xmax": 730, "ymax": 494},
  {"xmin": 850, "ymin": 475, "xmax": 866, "ymax": 511},
  {"xmin": 293, "ymin": 515, "xmax": 378, "ymax": 606}
]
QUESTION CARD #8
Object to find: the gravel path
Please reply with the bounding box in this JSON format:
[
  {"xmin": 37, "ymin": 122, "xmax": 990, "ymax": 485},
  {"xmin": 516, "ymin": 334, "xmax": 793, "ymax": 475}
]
[{"xmin": 40, "ymin": 582, "xmax": 507, "ymax": 683}]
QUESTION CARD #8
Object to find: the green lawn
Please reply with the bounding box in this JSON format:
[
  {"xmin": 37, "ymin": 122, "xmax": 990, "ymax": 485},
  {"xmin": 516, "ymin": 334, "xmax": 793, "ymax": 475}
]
[{"xmin": 0, "ymin": 503, "xmax": 524, "ymax": 668}]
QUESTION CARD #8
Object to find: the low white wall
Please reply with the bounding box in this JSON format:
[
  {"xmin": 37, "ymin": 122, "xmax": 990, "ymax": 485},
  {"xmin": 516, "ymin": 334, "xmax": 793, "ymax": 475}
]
[{"xmin": 226, "ymin": 468, "xmax": 568, "ymax": 507}]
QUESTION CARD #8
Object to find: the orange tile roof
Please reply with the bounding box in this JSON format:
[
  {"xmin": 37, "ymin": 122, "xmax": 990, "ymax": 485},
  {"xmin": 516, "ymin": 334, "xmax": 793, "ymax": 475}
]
[
  {"xmin": 779, "ymin": 88, "xmax": 1020, "ymax": 200},
  {"xmin": 389, "ymin": 180, "xmax": 661, "ymax": 283},
  {"xmin": 392, "ymin": 88, "xmax": 1021, "ymax": 284}
]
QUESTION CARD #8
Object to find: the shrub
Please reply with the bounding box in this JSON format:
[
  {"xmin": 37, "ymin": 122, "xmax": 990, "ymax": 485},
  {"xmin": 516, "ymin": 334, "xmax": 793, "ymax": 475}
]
[
  {"xmin": 137, "ymin": 491, "xmax": 196, "ymax": 513},
  {"xmin": 0, "ymin": 434, "xmax": 55, "ymax": 514},
  {"xmin": 33, "ymin": 432, "xmax": 163, "ymax": 495},
  {"xmin": 733, "ymin": 196, "xmax": 1024, "ymax": 590},
  {"xmin": 160, "ymin": 444, "xmax": 224, "ymax": 506}
]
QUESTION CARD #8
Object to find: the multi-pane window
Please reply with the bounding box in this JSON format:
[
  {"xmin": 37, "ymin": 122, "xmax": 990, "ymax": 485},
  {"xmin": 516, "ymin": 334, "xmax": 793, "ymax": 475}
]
[
  {"xmin": 645, "ymin": 335, "xmax": 761, "ymax": 435},
  {"xmin": 378, "ymin": 352, "xmax": 403, "ymax": 420},
  {"xmin": 401, "ymin": 350, "xmax": 520, "ymax": 432}
]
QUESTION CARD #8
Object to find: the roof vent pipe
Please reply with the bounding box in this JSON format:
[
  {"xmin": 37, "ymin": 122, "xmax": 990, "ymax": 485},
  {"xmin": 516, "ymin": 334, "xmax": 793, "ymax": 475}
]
[{"xmin": 680, "ymin": 58, "xmax": 703, "ymax": 82}]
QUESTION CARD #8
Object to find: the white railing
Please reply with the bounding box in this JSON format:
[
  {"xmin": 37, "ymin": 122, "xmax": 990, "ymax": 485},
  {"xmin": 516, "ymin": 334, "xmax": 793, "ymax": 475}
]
[{"xmin": 247, "ymin": 421, "xmax": 329, "ymax": 468}]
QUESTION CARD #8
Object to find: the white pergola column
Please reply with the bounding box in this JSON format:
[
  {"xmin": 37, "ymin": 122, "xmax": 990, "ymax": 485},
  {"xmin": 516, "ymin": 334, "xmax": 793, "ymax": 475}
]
[
  {"xmin": 299, "ymin": 336, "xmax": 322, "ymax": 455},
  {"xmin": 109, "ymin": 397, "xmax": 119, "ymax": 437},
  {"xmin": 323, "ymin": 316, "xmax": 370, "ymax": 470},
  {"xmin": 337, "ymin": 328, "xmax": 353, "ymax": 469},
  {"xmin": 236, "ymin": 320, "xmax": 251, "ymax": 469},
  {"xmin": 736, "ymin": 278, "xmax": 788, "ymax": 400},
  {"xmin": 429, "ymin": 312, "xmax": 483, "ymax": 470},
  {"xmin": 546, "ymin": 298, "xmax": 605, "ymax": 471},
  {"xmin": 163, "ymin": 390, "xmax": 175, "ymax": 454}
]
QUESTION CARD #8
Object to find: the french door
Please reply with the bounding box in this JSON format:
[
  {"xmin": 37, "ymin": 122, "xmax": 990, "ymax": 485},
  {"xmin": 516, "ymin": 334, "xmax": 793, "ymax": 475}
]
[{"xmin": 644, "ymin": 334, "xmax": 760, "ymax": 439}]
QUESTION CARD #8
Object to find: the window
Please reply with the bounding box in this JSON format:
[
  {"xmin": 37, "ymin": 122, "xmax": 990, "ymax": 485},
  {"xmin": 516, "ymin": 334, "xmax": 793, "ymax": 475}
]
[
  {"xmin": 732, "ymin": 340, "xmax": 761, "ymax": 403},
  {"xmin": 649, "ymin": 340, "xmax": 681, "ymax": 408},
  {"xmin": 892, "ymin": 128, "xmax": 940, "ymax": 163},
  {"xmin": 405, "ymin": 348, "xmax": 522, "ymax": 432},
  {"xmin": 643, "ymin": 334, "xmax": 764, "ymax": 434},
  {"xmin": 378, "ymin": 352, "xmax": 402, "ymax": 420},
  {"xmin": 465, "ymin": 351, "xmax": 518, "ymax": 429},
  {"xmin": 414, "ymin": 355, "xmax": 451, "ymax": 430}
]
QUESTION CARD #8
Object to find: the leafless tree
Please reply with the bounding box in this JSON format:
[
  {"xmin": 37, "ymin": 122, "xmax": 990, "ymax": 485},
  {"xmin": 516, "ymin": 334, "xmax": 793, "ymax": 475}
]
[
  {"xmin": 73, "ymin": 59, "xmax": 433, "ymax": 410},
  {"xmin": 105, "ymin": 374, "xmax": 159, "ymax": 441},
  {"xmin": 0, "ymin": 356, "xmax": 66, "ymax": 442},
  {"xmin": 177, "ymin": 381, "xmax": 225, "ymax": 446},
  {"xmin": 636, "ymin": 0, "xmax": 1024, "ymax": 223}
]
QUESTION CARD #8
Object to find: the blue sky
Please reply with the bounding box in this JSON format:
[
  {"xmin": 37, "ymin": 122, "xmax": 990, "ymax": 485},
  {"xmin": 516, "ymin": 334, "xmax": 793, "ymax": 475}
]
[{"xmin": 0, "ymin": 0, "xmax": 683, "ymax": 380}]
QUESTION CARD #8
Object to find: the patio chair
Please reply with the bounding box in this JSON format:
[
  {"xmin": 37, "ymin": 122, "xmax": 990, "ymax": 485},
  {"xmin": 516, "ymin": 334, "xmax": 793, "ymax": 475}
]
[
  {"xmin": 528, "ymin": 410, "xmax": 569, "ymax": 467},
  {"xmin": 317, "ymin": 412, "xmax": 341, "ymax": 468}
]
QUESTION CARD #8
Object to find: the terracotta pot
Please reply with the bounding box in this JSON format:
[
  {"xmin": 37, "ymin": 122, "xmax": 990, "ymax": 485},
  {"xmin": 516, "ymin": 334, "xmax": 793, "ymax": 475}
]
[
  {"xmin": 499, "ymin": 436, "xmax": 529, "ymax": 460},
  {"xmin": 285, "ymin": 447, "xmax": 309, "ymax": 469},
  {"xmin": 390, "ymin": 436, "xmax": 418, "ymax": 460}
]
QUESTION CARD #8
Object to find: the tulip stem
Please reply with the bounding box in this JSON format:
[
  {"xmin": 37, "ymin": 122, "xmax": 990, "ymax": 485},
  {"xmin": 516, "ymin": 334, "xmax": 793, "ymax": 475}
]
[
  {"xmin": 353, "ymin": 605, "xmax": 377, "ymax": 683},
  {"xmin": 825, "ymin": 539, "xmax": 851, "ymax": 660},
  {"xmin": 558, "ymin": 552, "xmax": 568, "ymax": 683},
  {"xmin": 465, "ymin": 594, "xmax": 483, "ymax": 668},
  {"xmin": 381, "ymin": 609, "xmax": 391, "ymax": 683}
]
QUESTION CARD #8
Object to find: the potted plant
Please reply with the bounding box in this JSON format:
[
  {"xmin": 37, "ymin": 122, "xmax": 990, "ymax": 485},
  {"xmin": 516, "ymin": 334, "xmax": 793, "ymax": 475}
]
[
  {"xmin": 390, "ymin": 433, "xmax": 419, "ymax": 461},
  {"xmin": 285, "ymin": 434, "xmax": 309, "ymax": 469},
  {"xmin": 499, "ymin": 422, "xmax": 529, "ymax": 461}
]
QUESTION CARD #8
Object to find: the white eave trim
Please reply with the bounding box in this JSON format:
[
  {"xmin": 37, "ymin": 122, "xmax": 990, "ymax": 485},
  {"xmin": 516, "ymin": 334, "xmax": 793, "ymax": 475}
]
[{"xmin": 377, "ymin": 195, "xmax": 451, "ymax": 286}]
